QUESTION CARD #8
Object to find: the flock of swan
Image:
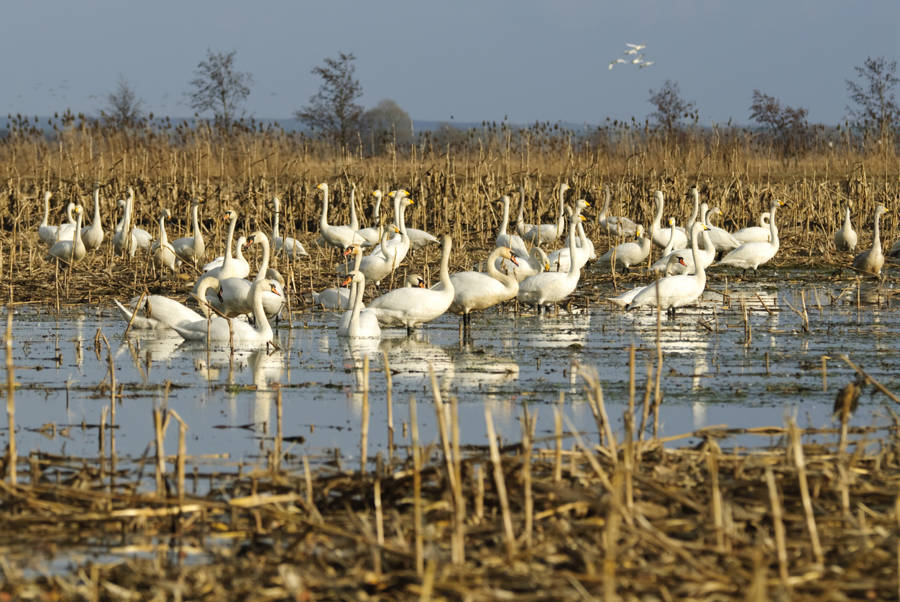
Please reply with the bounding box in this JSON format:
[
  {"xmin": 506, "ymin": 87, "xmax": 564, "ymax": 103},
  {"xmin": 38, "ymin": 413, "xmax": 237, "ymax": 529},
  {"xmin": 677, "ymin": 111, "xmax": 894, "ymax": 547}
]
[{"xmin": 33, "ymin": 180, "xmax": 893, "ymax": 349}]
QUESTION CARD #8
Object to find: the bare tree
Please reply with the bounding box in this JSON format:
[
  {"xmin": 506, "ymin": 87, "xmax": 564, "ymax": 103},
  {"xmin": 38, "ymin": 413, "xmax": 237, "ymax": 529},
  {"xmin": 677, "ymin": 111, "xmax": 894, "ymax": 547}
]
[
  {"xmin": 296, "ymin": 52, "xmax": 363, "ymax": 148},
  {"xmin": 101, "ymin": 75, "xmax": 144, "ymax": 127},
  {"xmin": 360, "ymin": 99, "xmax": 413, "ymax": 154},
  {"xmin": 846, "ymin": 56, "xmax": 899, "ymax": 144},
  {"xmin": 188, "ymin": 49, "xmax": 253, "ymax": 127},
  {"xmin": 648, "ymin": 80, "xmax": 697, "ymax": 135},
  {"xmin": 749, "ymin": 90, "xmax": 810, "ymax": 156}
]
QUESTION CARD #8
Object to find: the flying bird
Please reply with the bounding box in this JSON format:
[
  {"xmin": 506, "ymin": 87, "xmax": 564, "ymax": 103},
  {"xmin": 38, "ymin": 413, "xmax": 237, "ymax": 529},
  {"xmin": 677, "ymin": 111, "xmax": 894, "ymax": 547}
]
[
  {"xmin": 609, "ymin": 58, "xmax": 627, "ymax": 70},
  {"xmin": 625, "ymin": 43, "xmax": 646, "ymax": 54},
  {"xmin": 609, "ymin": 43, "xmax": 652, "ymax": 71}
]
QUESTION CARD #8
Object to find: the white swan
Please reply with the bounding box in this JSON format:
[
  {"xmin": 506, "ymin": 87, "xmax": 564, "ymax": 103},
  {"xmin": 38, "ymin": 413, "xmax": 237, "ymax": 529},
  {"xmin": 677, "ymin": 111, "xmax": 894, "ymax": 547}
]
[
  {"xmin": 387, "ymin": 189, "xmax": 439, "ymax": 250},
  {"xmin": 498, "ymin": 246, "xmax": 550, "ymax": 282},
  {"xmin": 834, "ymin": 206, "xmax": 858, "ymax": 252},
  {"xmin": 703, "ymin": 204, "xmax": 740, "ymax": 252},
  {"xmin": 218, "ymin": 232, "xmax": 285, "ymax": 319},
  {"xmin": 518, "ymin": 210, "xmax": 582, "ymax": 311},
  {"xmin": 113, "ymin": 187, "xmax": 152, "ymax": 256},
  {"xmin": 852, "ymin": 204, "xmax": 887, "ymax": 275},
  {"xmin": 650, "ymin": 190, "xmax": 688, "ymax": 249},
  {"xmin": 172, "ymin": 278, "xmax": 281, "ymax": 346},
  {"xmin": 172, "ymin": 198, "xmax": 207, "ymax": 264},
  {"xmin": 355, "ymin": 189, "xmax": 386, "ymax": 246},
  {"xmin": 350, "ymin": 196, "xmax": 413, "ymax": 283},
  {"xmin": 38, "ymin": 191, "xmax": 60, "ymax": 245},
  {"xmin": 201, "ymin": 210, "xmax": 250, "ymax": 280},
  {"xmin": 151, "ymin": 209, "xmax": 180, "ymax": 274},
  {"xmin": 548, "ymin": 200, "xmax": 592, "ymax": 272},
  {"xmin": 449, "ymin": 246, "xmax": 519, "ymax": 326},
  {"xmin": 495, "ymin": 194, "xmax": 529, "ymax": 258},
  {"xmin": 651, "ymin": 217, "xmax": 715, "ymax": 275},
  {"xmin": 315, "ymin": 244, "xmax": 364, "ymax": 310},
  {"xmin": 626, "ymin": 222, "xmax": 708, "ymax": 316},
  {"xmin": 81, "ymin": 183, "xmax": 104, "ymax": 251},
  {"xmin": 338, "ymin": 271, "xmax": 381, "ymax": 338},
  {"xmin": 368, "ymin": 235, "xmax": 455, "ymax": 333},
  {"xmin": 114, "ymin": 275, "xmax": 219, "ymax": 330},
  {"xmin": 718, "ymin": 199, "xmax": 784, "ymax": 271},
  {"xmin": 520, "ymin": 183, "xmax": 567, "ymax": 245},
  {"xmin": 269, "ymin": 196, "xmax": 308, "ymax": 259},
  {"xmin": 317, "ymin": 182, "xmax": 365, "ymax": 250},
  {"xmin": 733, "ymin": 212, "xmax": 772, "ymax": 244},
  {"xmin": 597, "ymin": 186, "xmax": 639, "ymax": 237},
  {"xmin": 607, "ymin": 254, "xmax": 687, "ymax": 308},
  {"xmin": 56, "ymin": 202, "xmax": 79, "ymax": 242},
  {"xmin": 48, "ymin": 205, "xmax": 86, "ymax": 264},
  {"xmin": 597, "ymin": 224, "xmax": 651, "ymax": 272}
]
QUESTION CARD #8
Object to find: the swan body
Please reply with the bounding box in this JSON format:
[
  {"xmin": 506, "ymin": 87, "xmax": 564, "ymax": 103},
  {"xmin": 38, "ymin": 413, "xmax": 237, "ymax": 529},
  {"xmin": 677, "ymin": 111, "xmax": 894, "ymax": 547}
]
[
  {"xmin": 733, "ymin": 212, "xmax": 772, "ymax": 244},
  {"xmin": 718, "ymin": 200, "xmax": 783, "ymax": 270},
  {"xmin": 38, "ymin": 191, "xmax": 60, "ymax": 245},
  {"xmin": 114, "ymin": 187, "xmax": 152, "ymax": 256},
  {"xmin": 607, "ymin": 254, "xmax": 687, "ymax": 308},
  {"xmin": 48, "ymin": 205, "xmax": 86, "ymax": 264},
  {"xmin": 218, "ymin": 232, "xmax": 285, "ymax": 319},
  {"xmin": 151, "ymin": 209, "xmax": 180, "ymax": 274},
  {"xmin": 172, "ymin": 279, "xmax": 280, "ymax": 346},
  {"xmin": 518, "ymin": 210, "xmax": 582, "ymax": 308},
  {"xmin": 834, "ymin": 206, "xmax": 858, "ymax": 252},
  {"xmin": 317, "ymin": 182, "xmax": 366, "ymax": 250},
  {"xmin": 650, "ymin": 190, "xmax": 688, "ymax": 249},
  {"xmin": 598, "ymin": 187, "xmax": 639, "ymax": 237},
  {"xmin": 853, "ymin": 204, "xmax": 887, "ymax": 275},
  {"xmin": 651, "ymin": 223, "xmax": 715, "ymax": 275},
  {"xmin": 449, "ymin": 246, "xmax": 519, "ymax": 317},
  {"xmin": 597, "ymin": 225, "xmax": 651, "ymax": 271},
  {"xmin": 368, "ymin": 235, "xmax": 455, "ymax": 330},
  {"xmin": 81, "ymin": 183, "xmax": 104, "ymax": 251},
  {"xmin": 55, "ymin": 202, "xmax": 79, "ymax": 242},
  {"xmin": 520, "ymin": 183, "xmax": 568, "ymax": 245},
  {"xmin": 495, "ymin": 194, "xmax": 529, "ymax": 257},
  {"xmin": 498, "ymin": 246, "xmax": 550, "ymax": 282},
  {"xmin": 201, "ymin": 210, "xmax": 250, "ymax": 280},
  {"xmin": 703, "ymin": 204, "xmax": 741, "ymax": 252},
  {"xmin": 338, "ymin": 271, "xmax": 381, "ymax": 338},
  {"xmin": 346, "ymin": 196, "xmax": 413, "ymax": 283},
  {"xmin": 114, "ymin": 275, "xmax": 218, "ymax": 330},
  {"xmin": 548, "ymin": 200, "xmax": 592, "ymax": 272},
  {"xmin": 626, "ymin": 222, "xmax": 708, "ymax": 313},
  {"xmin": 269, "ymin": 196, "xmax": 308, "ymax": 259},
  {"xmin": 172, "ymin": 198, "xmax": 206, "ymax": 264}
]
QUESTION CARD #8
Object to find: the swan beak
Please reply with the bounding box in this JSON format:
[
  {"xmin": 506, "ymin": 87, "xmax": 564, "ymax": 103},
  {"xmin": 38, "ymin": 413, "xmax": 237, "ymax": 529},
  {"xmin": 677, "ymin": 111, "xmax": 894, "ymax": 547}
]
[
  {"xmin": 544, "ymin": 262, "xmax": 551, "ymax": 270},
  {"xmin": 509, "ymin": 253, "xmax": 520, "ymax": 266},
  {"xmin": 316, "ymin": 183, "xmax": 326, "ymax": 190},
  {"xmin": 343, "ymin": 245, "xmax": 356, "ymax": 256},
  {"xmin": 579, "ymin": 215, "xmax": 587, "ymax": 222},
  {"xmin": 243, "ymin": 238, "xmax": 254, "ymax": 250},
  {"xmin": 417, "ymin": 278, "xmax": 426, "ymax": 288},
  {"xmin": 584, "ymin": 201, "xmax": 591, "ymax": 208},
  {"xmin": 406, "ymin": 198, "xmax": 415, "ymax": 205},
  {"xmin": 678, "ymin": 256, "xmax": 687, "ymax": 266},
  {"xmin": 341, "ymin": 275, "xmax": 353, "ymax": 287}
]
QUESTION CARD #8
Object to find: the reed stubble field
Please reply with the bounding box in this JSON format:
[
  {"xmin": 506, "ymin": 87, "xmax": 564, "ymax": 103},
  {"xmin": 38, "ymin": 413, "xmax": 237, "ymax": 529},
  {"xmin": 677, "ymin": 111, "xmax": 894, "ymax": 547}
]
[{"xmin": 1, "ymin": 122, "xmax": 900, "ymax": 599}]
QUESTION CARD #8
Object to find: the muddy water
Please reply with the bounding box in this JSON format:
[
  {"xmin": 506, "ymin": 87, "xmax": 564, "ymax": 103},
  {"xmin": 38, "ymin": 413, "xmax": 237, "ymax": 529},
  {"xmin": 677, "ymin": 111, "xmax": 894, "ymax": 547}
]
[{"xmin": 3, "ymin": 275, "xmax": 899, "ymax": 469}]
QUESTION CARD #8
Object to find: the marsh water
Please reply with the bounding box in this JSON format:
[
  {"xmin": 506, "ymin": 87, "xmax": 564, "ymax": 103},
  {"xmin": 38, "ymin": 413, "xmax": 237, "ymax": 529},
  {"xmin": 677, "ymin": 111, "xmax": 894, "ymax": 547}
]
[{"xmin": 4, "ymin": 272, "xmax": 899, "ymax": 474}]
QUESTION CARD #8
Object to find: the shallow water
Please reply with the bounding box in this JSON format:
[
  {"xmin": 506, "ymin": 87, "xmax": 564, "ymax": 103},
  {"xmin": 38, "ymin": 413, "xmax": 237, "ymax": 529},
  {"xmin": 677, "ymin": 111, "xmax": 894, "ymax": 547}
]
[{"xmin": 3, "ymin": 274, "xmax": 899, "ymax": 473}]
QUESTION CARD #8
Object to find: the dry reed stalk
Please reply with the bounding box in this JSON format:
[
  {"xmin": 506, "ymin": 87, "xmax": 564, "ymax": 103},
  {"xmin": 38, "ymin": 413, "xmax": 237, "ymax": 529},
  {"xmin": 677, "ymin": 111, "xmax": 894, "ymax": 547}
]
[
  {"xmin": 168, "ymin": 409, "xmax": 188, "ymax": 503},
  {"xmin": 765, "ymin": 467, "xmax": 790, "ymax": 586},
  {"xmin": 578, "ymin": 364, "xmax": 617, "ymax": 458},
  {"xmin": 788, "ymin": 419, "xmax": 825, "ymax": 567},
  {"xmin": 273, "ymin": 386, "xmax": 282, "ymax": 472},
  {"xmin": 409, "ymin": 394, "xmax": 424, "ymax": 575},
  {"xmin": 821, "ymin": 355, "xmax": 829, "ymax": 391},
  {"xmin": 520, "ymin": 406, "xmax": 535, "ymax": 550},
  {"xmin": 4, "ymin": 308, "xmax": 15, "ymax": 485},
  {"xmin": 474, "ymin": 463, "xmax": 484, "ymax": 523},
  {"xmin": 839, "ymin": 353, "xmax": 900, "ymax": 403},
  {"xmin": 705, "ymin": 440, "xmax": 725, "ymax": 552},
  {"xmin": 484, "ymin": 406, "xmax": 517, "ymax": 559},
  {"xmin": 427, "ymin": 365, "xmax": 464, "ymax": 565},
  {"xmin": 360, "ymin": 354, "xmax": 369, "ymax": 475},
  {"xmin": 554, "ymin": 392, "xmax": 564, "ymax": 483},
  {"xmin": 638, "ymin": 359, "xmax": 653, "ymax": 445},
  {"xmin": 383, "ymin": 350, "xmax": 394, "ymax": 466},
  {"xmin": 604, "ymin": 465, "xmax": 622, "ymax": 602}
]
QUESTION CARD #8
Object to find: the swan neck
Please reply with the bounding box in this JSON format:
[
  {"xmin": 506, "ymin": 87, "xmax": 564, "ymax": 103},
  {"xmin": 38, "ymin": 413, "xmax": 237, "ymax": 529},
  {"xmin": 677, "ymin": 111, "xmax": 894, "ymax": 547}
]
[
  {"xmin": 223, "ymin": 215, "xmax": 237, "ymax": 267},
  {"xmin": 600, "ymin": 188, "xmax": 611, "ymax": 219},
  {"xmin": 769, "ymin": 205, "xmax": 779, "ymax": 247},
  {"xmin": 251, "ymin": 280, "xmax": 272, "ymax": 339},
  {"xmin": 41, "ymin": 193, "xmax": 50, "ymax": 226},
  {"xmin": 254, "ymin": 236, "xmax": 271, "ymax": 283},
  {"xmin": 566, "ymin": 219, "xmax": 578, "ymax": 276},
  {"xmin": 196, "ymin": 276, "xmax": 218, "ymax": 317},
  {"xmin": 873, "ymin": 210, "xmax": 882, "ymax": 250},
  {"xmin": 349, "ymin": 188, "xmax": 358, "ymax": 230},
  {"xmin": 499, "ymin": 198, "xmax": 510, "ymax": 233},
  {"xmin": 440, "ymin": 240, "xmax": 452, "ymax": 286},
  {"xmin": 319, "ymin": 187, "xmax": 329, "ymax": 228},
  {"xmin": 93, "ymin": 190, "xmax": 101, "ymax": 223},
  {"xmin": 351, "ymin": 275, "xmax": 365, "ymax": 326},
  {"xmin": 486, "ymin": 247, "xmax": 515, "ymax": 288}
]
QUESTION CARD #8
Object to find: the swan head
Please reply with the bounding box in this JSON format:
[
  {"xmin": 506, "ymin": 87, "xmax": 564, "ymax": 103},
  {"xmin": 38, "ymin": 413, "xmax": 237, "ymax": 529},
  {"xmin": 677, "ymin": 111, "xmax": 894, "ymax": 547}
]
[
  {"xmin": 675, "ymin": 255, "xmax": 687, "ymax": 267},
  {"xmin": 316, "ymin": 182, "xmax": 328, "ymax": 193},
  {"xmin": 43, "ymin": 191, "xmax": 53, "ymax": 202},
  {"xmin": 499, "ymin": 247, "xmax": 519, "ymax": 266},
  {"xmin": 575, "ymin": 198, "xmax": 590, "ymax": 211},
  {"xmin": 270, "ymin": 197, "xmax": 281, "ymax": 210},
  {"xmin": 560, "ymin": 183, "xmax": 570, "ymax": 194},
  {"xmin": 498, "ymin": 195, "xmax": 511, "ymax": 207},
  {"xmin": 654, "ymin": 190, "xmax": 664, "ymax": 205},
  {"xmin": 160, "ymin": 208, "xmax": 171, "ymax": 220},
  {"xmin": 341, "ymin": 270, "xmax": 365, "ymax": 287},
  {"xmin": 126, "ymin": 187, "xmax": 134, "ymax": 200},
  {"xmin": 117, "ymin": 198, "xmax": 126, "ymax": 210},
  {"xmin": 267, "ymin": 281, "xmax": 282, "ymax": 297},
  {"xmin": 635, "ymin": 225, "xmax": 645, "ymax": 238},
  {"xmin": 246, "ymin": 231, "xmax": 269, "ymax": 247},
  {"xmin": 73, "ymin": 205, "xmax": 83, "ymax": 217},
  {"xmin": 223, "ymin": 209, "xmax": 238, "ymax": 223},
  {"xmin": 343, "ymin": 243, "xmax": 362, "ymax": 257},
  {"xmin": 405, "ymin": 274, "xmax": 426, "ymax": 288},
  {"xmin": 667, "ymin": 217, "xmax": 675, "ymax": 227},
  {"xmin": 191, "ymin": 197, "xmax": 203, "ymax": 206}
]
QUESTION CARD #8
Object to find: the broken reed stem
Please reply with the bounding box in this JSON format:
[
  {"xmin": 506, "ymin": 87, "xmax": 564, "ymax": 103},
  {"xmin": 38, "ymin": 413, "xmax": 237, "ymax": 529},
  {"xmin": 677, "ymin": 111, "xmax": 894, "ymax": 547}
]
[
  {"xmin": 789, "ymin": 420, "xmax": 825, "ymax": 566},
  {"xmin": 428, "ymin": 364, "xmax": 464, "ymax": 565},
  {"xmin": 554, "ymin": 392, "xmax": 564, "ymax": 483},
  {"xmin": 485, "ymin": 406, "xmax": 517, "ymax": 559},
  {"xmin": 839, "ymin": 353, "xmax": 900, "ymax": 404},
  {"xmin": 5, "ymin": 307, "xmax": 15, "ymax": 485},
  {"xmin": 273, "ymin": 387, "xmax": 282, "ymax": 472},
  {"xmin": 410, "ymin": 394, "xmax": 424, "ymax": 575},
  {"xmin": 638, "ymin": 359, "xmax": 653, "ymax": 443},
  {"xmin": 521, "ymin": 406, "xmax": 535, "ymax": 550},
  {"xmin": 374, "ymin": 453, "xmax": 384, "ymax": 575},
  {"xmin": 383, "ymin": 350, "xmax": 394, "ymax": 467},
  {"xmin": 169, "ymin": 409, "xmax": 187, "ymax": 502},
  {"xmin": 765, "ymin": 467, "xmax": 790, "ymax": 586},
  {"xmin": 706, "ymin": 440, "xmax": 725, "ymax": 552},
  {"xmin": 360, "ymin": 354, "xmax": 369, "ymax": 475}
]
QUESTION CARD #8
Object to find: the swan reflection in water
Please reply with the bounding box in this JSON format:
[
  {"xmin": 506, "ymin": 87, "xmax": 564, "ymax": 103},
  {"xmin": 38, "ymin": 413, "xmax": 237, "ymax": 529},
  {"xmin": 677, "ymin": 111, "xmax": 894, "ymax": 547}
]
[
  {"xmin": 248, "ymin": 347, "xmax": 284, "ymax": 433},
  {"xmin": 517, "ymin": 311, "xmax": 590, "ymax": 349}
]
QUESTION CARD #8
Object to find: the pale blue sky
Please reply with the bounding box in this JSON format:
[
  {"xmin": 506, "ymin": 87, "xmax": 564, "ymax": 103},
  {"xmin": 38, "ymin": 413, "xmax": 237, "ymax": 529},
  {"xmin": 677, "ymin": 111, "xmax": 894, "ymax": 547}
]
[{"xmin": 3, "ymin": 0, "xmax": 897, "ymax": 126}]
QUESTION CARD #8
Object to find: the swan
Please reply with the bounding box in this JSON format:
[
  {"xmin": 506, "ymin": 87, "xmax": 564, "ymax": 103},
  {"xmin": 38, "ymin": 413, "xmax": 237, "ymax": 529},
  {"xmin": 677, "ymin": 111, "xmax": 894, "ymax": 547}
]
[
  {"xmin": 48, "ymin": 205, "xmax": 86, "ymax": 264},
  {"xmin": 495, "ymin": 194, "xmax": 529, "ymax": 258},
  {"xmin": 597, "ymin": 224, "xmax": 652, "ymax": 272},
  {"xmin": 548, "ymin": 200, "xmax": 592, "ymax": 272},
  {"xmin": 650, "ymin": 190, "xmax": 688, "ymax": 249},
  {"xmin": 317, "ymin": 182, "xmax": 366, "ymax": 250},
  {"xmin": 733, "ymin": 212, "xmax": 772, "ymax": 244},
  {"xmin": 597, "ymin": 186, "xmax": 639, "ymax": 237},
  {"xmin": 113, "ymin": 187, "xmax": 152, "ymax": 256},
  {"xmin": 518, "ymin": 210, "xmax": 582, "ymax": 311},
  {"xmin": 607, "ymin": 254, "xmax": 688, "ymax": 308},
  {"xmin": 150, "ymin": 209, "xmax": 180, "ymax": 274},
  {"xmin": 38, "ymin": 191, "xmax": 60, "ymax": 245},
  {"xmin": 171, "ymin": 198, "xmax": 207, "ymax": 265},
  {"xmin": 268, "ymin": 196, "xmax": 308, "ymax": 259},
  {"xmin": 718, "ymin": 199, "xmax": 784, "ymax": 271},
  {"xmin": 171, "ymin": 278, "xmax": 281, "ymax": 346},
  {"xmin": 703, "ymin": 204, "xmax": 741, "ymax": 252},
  {"xmin": 367, "ymin": 235, "xmax": 455, "ymax": 333},
  {"xmin": 349, "ymin": 196, "xmax": 413, "ymax": 283},
  {"xmin": 495, "ymin": 246, "xmax": 550, "ymax": 282},
  {"xmin": 354, "ymin": 189, "xmax": 385, "ymax": 246},
  {"xmin": 626, "ymin": 222, "xmax": 708, "ymax": 316},
  {"xmin": 56, "ymin": 203, "xmax": 79, "ymax": 242},
  {"xmin": 315, "ymin": 244, "xmax": 364, "ymax": 310},
  {"xmin": 448, "ymin": 246, "xmax": 519, "ymax": 327},
  {"xmin": 651, "ymin": 217, "xmax": 715, "ymax": 275},
  {"xmin": 338, "ymin": 271, "xmax": 381, "ymax": 338},
  {"xmin": 852, "ymin": 204, "xmax": 887, "ymax": 276},
  {"xmin": 520, "ymin": 183, "xmax": 567, "ymax": 245},
  {"xmin": 80, "ymin": 183, "xmax": 104, "ymax": 251},
  {"xmin": 834, "ymin": 206, "xmax": 858, "ymax": 252},
  {"xmin": 387, "ymin": 189, "xmax": 439, "ymax": 250},
  {"xmin": 114, "ymin": 275, "xmax": 219, "ymax": 330},
  {"xmin": 218, "ymin": 232, "xmax": 285, "ymax": 319},
  {"xmin": 201, "ymin": 210, "xmax": 250, "ymax": 280}
]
